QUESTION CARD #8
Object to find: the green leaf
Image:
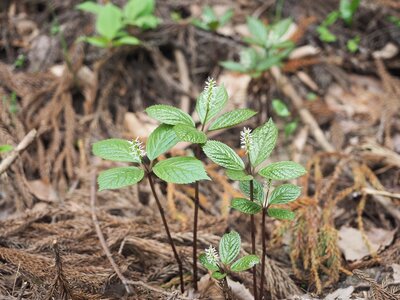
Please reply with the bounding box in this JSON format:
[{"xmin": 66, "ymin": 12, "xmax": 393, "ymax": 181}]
[
  {"xmin": 96, "ymin": 3, "xmax": 123, "ymax": 40},
  {"xmin": 225, "ymin": 169, "xmax": 253, "ymax": 181},
  {"xmin": 231, "ymin": 198, "xmax": 262, "ymax": 215},
  {"xmin": 247, "ymin": 16, "xmax": 267, "ymax": 44},
  {"xmin": 340, "ymin": 0, "xmax": 360, "ymax": 25},
  {"xmin": 346, "ymin": 35, "xmax": 360, "ymax": 53},
  {"xmin": 249, "ymin": 119, "xmax": 278, "ymax": 167},
  {"xmin": 97, "ymin": 167, "xmax": 144, "ymax": 191},
  {"xmin": 0, "ymin": 144, "xmax": 13, "ymax": 153},
  {"xmin": 133, "ymin": 15, "xmax": 160, "ymax": 29},
  {"xmin": 202, "ymin": 140, "xmax": 244, "ymax": 170},
  {"xmin": 208, "ymin": 109, "xmax": 257, "ymax": 131},
  {"xmin": 92, "ymin": 139, "xmax": 140, "ymax": 163},
  {"xmin": 123, "ymin": 0, "xmax": 154, "ymax": 21},
  {"xmin": 272, "ymin": 18, "xmax": 292, "ymax": 39},
  {"xmin": 153, "ymin": 157, "xmax": 210, "ymax": 184},
  {"xmin": 259, "ymin": 161, "xmax": 307, "ymax": 180},
  {"xmin": 239, "ymin": 180, "xmax": 264, "ymax": 205},
  {"xmin": 113, "ymin": 35, "xmax": 140, "ymax": 46},
  {"xmin": 145, "ymin": 104, "xmax": 195, "ymax": 127},
  {"xmin": 196, "ymin": 81, "xmax": 228, "ymax": 125},
  {"xmin": 272, "ymin": 99, "xmax": 290, "ymax": 117},
  {"xmin": 269, "ymin": 184, "xmax": 301, "ymax": 205},
  {"xmin": 219, "ymin": 231, "xmax": 241, "ymax": 265},
  {"xmin": 219, "ymin": 61, "xmax": 247, "ymax": 73},
  {"xmin": 212, "ymin": 271, "xmax": 226, "ymax": 280},
  {"xmin": 267, "ymin": 208, "xmax": 295, "ymax": 220},
  {"xmin": 255, "ymin": 55, "xmax": 282, "ymax": 72},
  {"xmin": 199, "ymin": 253, "xmax": 219, "ymax": 271},
  {"xmin": 76, "ymin": 1, "xmax": 102, "ymax": 14},
  {"xmin": 146, "ymin": 124, "xmax": 179, "ymax": 161},
  {"xmin": 231, "ymin": 255, "xmax": 260, "ymax": 272},
  {"xmin": 173, "ymin": 124, "xmax": 207, "ymax": 144},
  {"xmin": 284, "ymin": 121, "xmax": 297, "ymax": 137},
  {"xmin": 220, "ymin": 9, "xmax": 233, "ymax": 26},
  {"xmin": 79, "ymin": 36, "xmax": 110, "ymax": 48},
  {"xmin": 322, "ymin": 11, "xmax": 340, "ymax": 27},
  {"xmin": 317, "ymin": 26, "xmax": 337, "ymax": 43}
]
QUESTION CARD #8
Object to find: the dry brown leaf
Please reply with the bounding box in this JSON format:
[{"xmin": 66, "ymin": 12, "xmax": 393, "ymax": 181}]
[
  {"xmin": 124, "ymin": 112, "xmax": 157, "ymax": 139},
  {"xmin": 324, "ymin": 286, "xmax": 354, "ymax": 300},
  {"xmin": 338, "ymin": 226, "xmax": 396, "ymax": 261},
  {"xmin": 27, "ymin": 180, "xmax": 58, "ymax": 202}
]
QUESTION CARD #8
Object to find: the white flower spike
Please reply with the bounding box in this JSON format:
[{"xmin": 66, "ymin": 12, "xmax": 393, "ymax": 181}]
[
  {"xmin": 205, "ymin": 245, "xmax": 219, "ymax": 265},
  {"xmin": 240, "ymin": 127, "xmax": 253, "ymax": 154},
  {"xmin": 128, "ymin": 137, "xmax": 146, "ymax": 161}
]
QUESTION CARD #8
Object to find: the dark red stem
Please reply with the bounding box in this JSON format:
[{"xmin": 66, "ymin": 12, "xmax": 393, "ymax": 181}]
[{"xmin": 249, "ymin": 180, "xmax": 258, "ymax": 300}]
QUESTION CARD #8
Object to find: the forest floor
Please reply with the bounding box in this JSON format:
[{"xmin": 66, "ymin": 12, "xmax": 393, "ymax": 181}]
[{"xmin": 0, "ymin": 0, "xmax": 400, "ymax": 299}]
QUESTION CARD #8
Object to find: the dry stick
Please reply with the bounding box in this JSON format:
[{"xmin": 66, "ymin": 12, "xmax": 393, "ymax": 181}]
[
  {"xmin": 260, "ymin": 180, "xmax": 272, "ymax": 300},
  {"xmin": 146, "ymin": 172, "xmax": 185, "ymax": 293},
  {"xmin": 249, "ymin": 180, "xmax": 258, "ymax": 300},
  {"xmin": 270, "ymin": 67, "xmax": 334, "ymax": 152},
  {"xmin": 90, "ymin": 172, "xmax": 133, "ymax": 295},
  {"xmin": 0, "ymin": 129, "xmax": 37, "ymax": 175}
]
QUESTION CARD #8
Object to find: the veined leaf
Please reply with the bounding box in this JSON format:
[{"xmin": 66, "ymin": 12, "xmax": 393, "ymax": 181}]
[
  {"xmin": 219, "ymin": 61, "xmax": 247, "ymax": 73},
  {"xmin": 226, "ymin": 169, "xmax": 252, "ymax": 181},
  {"xmin": 219, "ymin": 231, "xmax": 241, "ymax": 265},
  {"xmin": 272, "ymin": 99, "xmax": 290, "ymax": 117},
  {"xmin": 123, "ymin": 0, "xmax": 154, "ymax": 22},
  {"xmin": 80, "ymin": 36, "xmax": 110, "ymax": 48},
  {"xmin": 267, "ymin": 208, "xmax": 295, "ymax": 220},
  {"xmin": 92, "ymin": 139, "xmax": 140, "ymax": 163},
  {"xmin": 0, "ymin": 144, "xmax": 13, "ymax": 153},
  {"xmin": 202, "ymin": 140, "xmax": 244, "ymax": 170},
  {"xmin": 247, "ymin": 16, "xmax": 267, "ymax": 44},
  {"xmin": 98, "ymin": 167, "xmax": 144, "ymax": 191},
  {"xmin": 212, "ymin": 271, "xmax": 226, "ymax": 280},
  {"xmin": 96, "ymin": 3, "xmax": 123, "ymax": 40},
  {"xmin": 231, "ymin": 255, "xmax": 260, "ymax": 272},
  {"xmin": 269, "ymin": 184, "xmax": 301, "ymax": 205},
  {"xmin": 259, "ymin": 161, "xmax": 306, "ymax": 180},
  {"xmin": 199, "ymin": 253, "xmax": 219, "ymax": 272},
  {"xmin": 173, "ymin": 124, "xmax": 207, "ymax": 144},
  {"xmin": 145, "ymin": 104, "xmax": 194, "ymax": 127},
  {"xmin": 249, "ymin": 119, "xmax": 278, "ymax": 167},
  {"xmin": 153, "ymin": 157, "xmax": 210, "ymax": 184},
  {"xmin": 208, "ymin": 109, "xmax": 257, "ymax": 131},
  {"xmin": 113, "ymin": 35, "xmax": 140, "ymax": 46},
  {"xmin": 239, "ymin": 180, "xmax": 264, "ymax": 205},
  {"xmin": 146, "ymin": 124, "xmax": 179, "ymax": 161},
  {"xmin": 196, "ymin": 81, "xmax": 228, "ymax": 125},
  {"xmin": 231, "ymin": 198, "xmax": 261, "ymax": 215}
]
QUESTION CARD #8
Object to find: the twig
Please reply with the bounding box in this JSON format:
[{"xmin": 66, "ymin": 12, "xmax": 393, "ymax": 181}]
[
  {"xmin": 363, "ymin": 188, "xmax": 400, "ymax": 200},
  {"xmin": 90, "ymin": 172, "xmax": 133, "ymax": 295},
  {"xmin": 126, "ymin": 280, "xmax": 191, "ymax": 299},
  {"xmin": 0, "ymin": 129, "xmax": 37, "ymax": 175},
  {"xmin": 17, "ymin": 281, "xmax": 27, "ymax": 300},
  {"xmin": 174, "ymin": 47, "xmax": 191, "ymax": 114},
  {"xmin": 270, "ymin": 67, "xmax": 335, "ymax": 152}
]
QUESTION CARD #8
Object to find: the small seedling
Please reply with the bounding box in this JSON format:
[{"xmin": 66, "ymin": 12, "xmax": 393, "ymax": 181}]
[
  {"xmin": 145, "ymin": 78, "xmax": 257, "ymax": 290},
  {"xmin": 2, "ymin": 92, "xmax": 18, "ymax": 114},
  {"xmin": 221, "ymin": 17, "xmax": 294, "ymax": 77},
  {"xmin": 14, "ymin": 54, "xmax": 26, "ymax": 69},
  {"xmin": 202, "ymin": 121, "xmax": 306, "ymax": 298},
  {"xmin": 347, "ymin": 35, "xmax": 360, "ymax": 53},
  {"xmin": 0, "ymin": 145, "xmax": 13, "ymax": 154},
  {"xmin": 388, "ymin": 15, "xmax": 400, "ymax": 27},
  {"xmin": 317, "ymin": 0, "xmax": 360, "ymax": 43},
  {"xmin": 272, "ymin": 99, "xmax": 298, "ymax": 138},
  {"xmin": 199, "ymin": 231, "xmax": 260, "ymax": 298},
  {"xmin": 92, "ymin": 126, "xmax": 210, "ymax": 293},
  {"xmin": 76, "ymin": 0, "xmax": 159, "ymax": 48},
  {"xmin": 191, "ymin": 6, "xmax": 233, "ymax": 32}
]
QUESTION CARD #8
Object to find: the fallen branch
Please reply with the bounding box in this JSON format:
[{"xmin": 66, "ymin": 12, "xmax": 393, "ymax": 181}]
[
  {"xmin": 90, "ymin": 172, "xmax": 133, "ymax": 295},
  {"xmin": 0, "ymin": 129, "xmax": 37, "ymax": 175},
  {"xmin": 270, "ymin": 67, "xmax": 335, "ymax": 152}
]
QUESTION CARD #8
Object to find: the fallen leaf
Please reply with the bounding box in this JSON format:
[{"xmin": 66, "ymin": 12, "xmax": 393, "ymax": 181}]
[
  {"xmin": 338, "ymin": 226, "xmax": 395, "ymax": 261},
  {"xmin": 324, "ymin": 286, "xmax": 354, "ymax": 300},
  {"xmin": 27, "ymin": 180, "xmax": 58, "ymax": 202}
]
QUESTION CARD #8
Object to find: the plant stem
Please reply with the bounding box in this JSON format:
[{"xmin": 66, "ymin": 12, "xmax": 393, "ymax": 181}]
[
  {"xmin": 146, "ymin": 172, "xmax": 185, "ymax": 293},
  {"xmin": 221, "ymin": 277, "xmax": 233, "ymax": 300},
  {"xmin": 193, "ymin": 180, "xmax": 199, "ymax": 290},
  {"xmin": 249, "ymin": 179, "xmax": 258, "ymax": 300},
  {"xmin": 260, "ymin": 180, "xmax": 271, "ymax": 300}
]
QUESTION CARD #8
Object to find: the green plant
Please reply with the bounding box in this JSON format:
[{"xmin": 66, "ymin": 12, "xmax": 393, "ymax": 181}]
[
  {"xmin": 202, "ymin": 121, "xmax": 306, "ymax": 298},
  {"xmin": 145, "ymin": 78, "xmax": 257, "ymax": 291},
  {"xmin": 272, "ymin": 99, "xmax": 298, "ymax": 138},
  {"xmin": 191, "ymin": 6, "xmax": 233, "ymax": 32},
  {"xmin": 199, "ymin": 231, "xmax": 260, "ymax": 297},
  {"xmin": 92, "ymin": 127, "xmax": 210, "ymax": 292},
  {"xmin": 14, "ymin": 54, "xmax": 26, "ymax": 69},
  {"xmin": 221, "ymin": 17, "xmax": 294, "ymax": 77},
  {"xmin": 76, "ymin": 0, "xmax": 159, "ymax": 48},
  {"xmin": 317, "ymin": 0, "xmax": 360, "ymax": 43},
  {"xmin": 2, "ymin": 91, "xmax": 18, "ymax": 114},
  {"xmin": 388, "ymin": 15, "xmax": 400, "ymax": 27},
  {"xmin": 0, "ymin": 145, "xmax": 13, "ymax": 154},
  {"xmin": 346, "ymin": 35, "xmax": 360, "ymax": 53}
]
